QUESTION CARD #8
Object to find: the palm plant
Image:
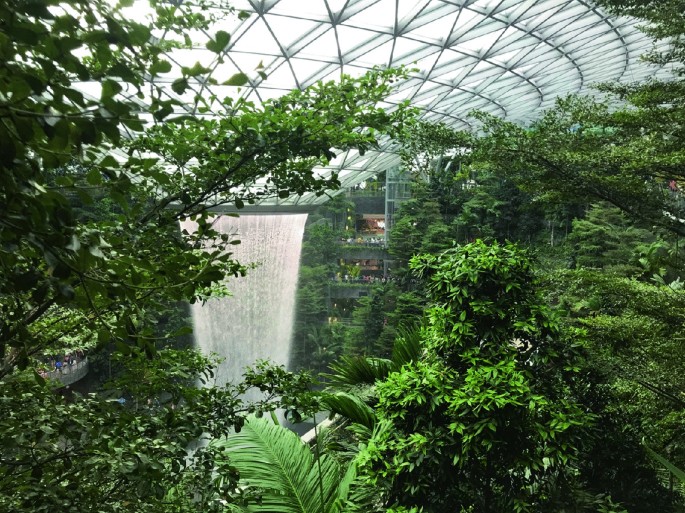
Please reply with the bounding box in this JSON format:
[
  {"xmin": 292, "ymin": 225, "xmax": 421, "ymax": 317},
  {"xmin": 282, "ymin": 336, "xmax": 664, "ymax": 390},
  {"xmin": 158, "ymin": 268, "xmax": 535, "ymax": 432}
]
[
  {"xmin": 319, "ymin": 325, "xmax": 423, "ymax": 429},
  {"xmin": 324, "ymin": 324, "xmax": 422, "ymax": 389},
  {"xmin": 213, "ymin": 416, "xmax": 356, "ymax": 513}
]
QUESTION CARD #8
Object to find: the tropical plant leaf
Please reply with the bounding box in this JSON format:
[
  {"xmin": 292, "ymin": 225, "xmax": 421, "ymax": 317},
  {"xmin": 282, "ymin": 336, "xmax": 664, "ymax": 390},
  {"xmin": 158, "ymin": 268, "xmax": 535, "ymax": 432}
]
[
  {"xmin": 321, "ymin": 391, "xmax": 376, "ymax": 429},
  {"xmin": 213, "ymin": 416, "xmax": 349, "ymax": 513},
  {"xmin": 391, "ymin": 325, "xmax": 423, "ymax": 368},
  {"xmin": 330, "ymin": 459, "xmax": 357, "ymax": 512},
  {"xmin": 644, "ymin": 444, "xmax": 685, "ymax": 483},
  {"xmin": 324, "ymin": 355, "xmax": 393, "ymax": 387}
]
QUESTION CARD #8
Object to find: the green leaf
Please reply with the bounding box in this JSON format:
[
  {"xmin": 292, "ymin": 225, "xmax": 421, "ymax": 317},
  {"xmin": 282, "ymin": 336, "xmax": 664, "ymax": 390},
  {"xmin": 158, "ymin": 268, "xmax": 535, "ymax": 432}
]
[
  {"xmin": 97, "ymin": 330, "xmax": 110, "ymax": 344},
  {"xmin": 55, "ymin": 176, "xmax": 74, "ymax": 187},
  {"xmin": 0, "ymin": 125, "xmax": 16, "ymax": 165},
  {"xmin": 75, "ymin": 118, "xmax": 97, "ymax": 144},
  {"xmin": 644, "ymin": 445, "xmax": 685, "ymax": 482},
  {"xmin": 63, "ymin": 87, "xmax": 85, "ymax": 106},
  {"xmin": 321, "ymin": 391, "xmax": 376, "ymax": 429},
  {"xmin": 153, "ymin": 104, "xmax": 174, "ymax": 121},
  {"xmin": 213, "ymin": 416, "xmax": 347, "ymax": 513},
  {"xmin": 101, "ymin": 79, "xmax": 123, "ymax": 100},
  {"xmin": 76, "ymin": 188, "xmax": 94, "ymax": 205},
  {"xmin": 13, "ymin": 117, "xmax": 34, "ymax": 142},
  {"xmin": 150, "ymin": 59, "xmax": 172, "ymax": 76},
  {"xmin": 183, "ymin": 62, "xmax": 211, "ymax": 77},
  {"xmin": 206, "ymin": 30, "xmax": 230, "ymax": 53},
  {"xmin": 49, "ymin": 118, "xmax": 71, "ymax": 151},
  {"xmin": 8, "ymin": 77, "xmax": 31, "ymax": 102},
  {"xmin": 325, "ymin": 355, "xmax": 393, "ymax": 386},
  {"xmin": 86, "ymin": 168, "xmax": 102, "ymax": 185},
  {"xmin": 100, "ymin": 155, "xmax": 119, "ymax": 168},
  {"xmin": 121, "ymin": 117, "xmax": 145, "ymax": 131},
  {"xmin": 222, "ymin": 72, "xmax": 249, "ymax": 86},
  {"xmin": 171, "ymin": 78, "xmax": 188, "ymax": 95}
]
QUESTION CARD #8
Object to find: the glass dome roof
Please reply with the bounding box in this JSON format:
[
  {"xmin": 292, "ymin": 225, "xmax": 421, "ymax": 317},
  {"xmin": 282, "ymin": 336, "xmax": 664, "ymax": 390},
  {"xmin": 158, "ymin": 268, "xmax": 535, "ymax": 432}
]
[{"xmin": 109, "ymin": 0, "xmax": 675, "ymax": 207}]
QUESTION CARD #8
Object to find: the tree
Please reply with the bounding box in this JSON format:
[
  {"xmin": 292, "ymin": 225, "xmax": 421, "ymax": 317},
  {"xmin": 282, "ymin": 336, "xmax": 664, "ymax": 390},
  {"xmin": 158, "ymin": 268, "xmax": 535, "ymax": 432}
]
[
  {"xmin": 567, "ymin": 202, "xmax": 662, "ymax": 274},
  {"xmin": 301, "ymin": 224, "xmax": 343, "ymax": 267},
  {"xmin": 0, "ymin": 0, "xmax": 415, "ymax": 374},
  {"xmin": 595, "ymin": 0, "xmax": 685, "ymax": 72},
  {"xmin": 472, "ymin": 0, "xmax": 685, "ymax": 238},
  {"xmin": 387, "ymin": 184, "xmax": 448, "ymax": 280},
  {"xmin": 0, "ymin": 351, "xmax": 319, "ymax": 513},
  {"xmin": 397, "ymin": 120, "xmax": 470, "ymax": 217},
  {"xmin": 0, "ymin": 0, "xmax": 416, "ymax": 509},
  {"xmin": 343, "ymin": 284, "xmax": 399, "ymax": 357},
  {"xmin": 355, "ymin": 241, "xmax": 591, "ymax": 513},
  {"xmin": 543, "ymin": 269, "xmax": 685, "ymax": 510}
]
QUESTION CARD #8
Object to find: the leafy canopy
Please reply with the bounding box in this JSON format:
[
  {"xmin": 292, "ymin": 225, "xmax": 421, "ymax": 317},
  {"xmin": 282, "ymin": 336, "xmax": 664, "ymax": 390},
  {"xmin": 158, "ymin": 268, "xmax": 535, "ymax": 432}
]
[
  {"xmin": 356, "ymin": 241, "xmax": 591, "ymax": 513},
  {"xmin": 0, "ymin": 0, "xmax": 416, "ymax": 375}
]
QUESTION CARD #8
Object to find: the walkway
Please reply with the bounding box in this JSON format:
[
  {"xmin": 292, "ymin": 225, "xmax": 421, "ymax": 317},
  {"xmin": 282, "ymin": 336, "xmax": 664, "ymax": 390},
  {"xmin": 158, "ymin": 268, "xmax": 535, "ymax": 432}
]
[{"xmin": 44, "ymin": 358, "xmax": 89, "ymax": 387}]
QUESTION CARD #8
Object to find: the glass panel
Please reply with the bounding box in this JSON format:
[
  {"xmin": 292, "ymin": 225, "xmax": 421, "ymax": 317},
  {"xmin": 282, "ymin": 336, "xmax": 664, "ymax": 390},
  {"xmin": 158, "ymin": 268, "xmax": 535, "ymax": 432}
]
[
  {"xmin": 54, "ymin": 0, "xmax": 678, "ymax": 202},
  {"xmin": 264, "ymin": 15, "xmax": 321, "ymax": 49},
  {"xmin": 231, "ymin": 17, "xmax": 282, "ymax": 55},
  {"xmin": 336, "ymin": 25, "xmax": 375, "ymax": 54},
  {"xmin": 298, "ymin": 28, "xmax": 339, "ymax": 60},
  {"xmin": 346, "ymin": 0, "xmax": 396, "ymax": 31},
  {"xmin": 405, "ymin": 10, "xmax": 460, "ymax": 41}
]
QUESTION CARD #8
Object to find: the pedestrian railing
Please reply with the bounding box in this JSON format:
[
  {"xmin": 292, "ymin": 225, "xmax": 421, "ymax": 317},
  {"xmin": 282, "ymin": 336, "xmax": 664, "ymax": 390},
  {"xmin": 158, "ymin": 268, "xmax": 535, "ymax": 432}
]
[{"xmin": 45, "ymin": 358, "xmax": 89, "ymax": 386}]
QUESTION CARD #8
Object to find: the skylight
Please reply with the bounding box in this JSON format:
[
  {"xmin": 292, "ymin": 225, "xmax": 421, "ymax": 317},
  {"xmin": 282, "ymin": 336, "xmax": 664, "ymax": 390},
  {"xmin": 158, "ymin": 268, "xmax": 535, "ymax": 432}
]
[{"xmin": 113, "ymin": 0, "xmax": 674, "ymax": 207}]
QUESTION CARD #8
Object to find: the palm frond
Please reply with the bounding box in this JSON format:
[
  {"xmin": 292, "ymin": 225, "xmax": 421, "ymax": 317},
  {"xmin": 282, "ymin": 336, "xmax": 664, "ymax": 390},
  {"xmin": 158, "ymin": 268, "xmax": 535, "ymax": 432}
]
[
  {"xmin": 391, "ymin": 324, "xmax": 423, "ymax": 368},
  {"xmin": 645, "ymin": 444, "xmax": 685, "ymax": 483},
  {"xmin": 321, "ymin": 391, "xmax": 376, "ymax": 429},
  {"xmin": 324, "ymin": 355, "xmax": 393, "ymax": 387},
  {"xmin": 330, "ymin": 460, "xmax": 357, "ymax": 512},
  {"xmin": 213, "ymin": 416, "xmax": 349, "ymax": 513}
]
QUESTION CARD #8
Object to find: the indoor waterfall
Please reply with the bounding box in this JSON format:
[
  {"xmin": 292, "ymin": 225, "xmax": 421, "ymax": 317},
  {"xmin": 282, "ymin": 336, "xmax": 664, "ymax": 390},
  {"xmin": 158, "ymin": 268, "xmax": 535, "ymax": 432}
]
[{"xmin": 181, "ymin": 214, "xmax": 307, "ymax": 393}]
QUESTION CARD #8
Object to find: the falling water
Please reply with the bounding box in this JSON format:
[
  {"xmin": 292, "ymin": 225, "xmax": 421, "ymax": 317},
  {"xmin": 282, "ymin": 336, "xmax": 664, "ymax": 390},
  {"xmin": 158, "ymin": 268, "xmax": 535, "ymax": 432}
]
[{"xmin": 181, "ymin": 214, "xmax": 307, "ymax": 391}]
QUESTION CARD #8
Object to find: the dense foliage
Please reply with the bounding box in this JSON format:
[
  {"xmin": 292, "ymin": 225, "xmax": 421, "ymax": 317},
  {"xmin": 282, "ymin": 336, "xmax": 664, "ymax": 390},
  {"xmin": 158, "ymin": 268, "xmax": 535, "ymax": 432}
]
[
  {"xmin": 354, "ymin": 242, "xmax": 590, "ymax": 513},
  {"xmin": 4, "ymin": 0, "xmax": 685, "ymax": 512},
  {"xmin": 0, "ymin": 1, "xmax": 414, "ymax": 510}
]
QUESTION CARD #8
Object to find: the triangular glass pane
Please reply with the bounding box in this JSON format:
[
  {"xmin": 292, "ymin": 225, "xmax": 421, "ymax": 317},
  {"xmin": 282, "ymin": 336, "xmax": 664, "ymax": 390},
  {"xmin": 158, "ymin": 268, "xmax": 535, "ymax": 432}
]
[
  {"xmin": 454, "ymin": 27, "xmax": 506, "ymax": 54},
  {"xmin": 230, "ymin": 17, "xmax": 281, "ymax": 55},
  {"xmin": 346, "ymin": 0, "xmax": 396, "ymax": 30},
  {"xmin": 342, "ymin": 64, "xmax": 372, "ymax": 79},
  {"xmin": 298, "ymin": 27, "xmax": 339, "ymax": 60},
  {"xmin": 391, "ymin": 37, "xmax": 430, "ymax": 61},
  {"xmin": 397, "ymin": 0, "xmax": 432, "ymax": 23},
  {"xmin": 413, "ymin": 50, "xmax": 442, "ymax": 73},
  {"xmin": 264, "ymin": 15, "xmax": 321, "ymax": 49},
  {"xmin": 349, "ymin": 38, "xmax": 395, "ymax": 67},
  {"xmin": 211, "ymin": 60, "xmax": 242, "ymax": 84},
  {"xmin": 273, "ymin": 0, "xmax": 330, "ymax": 20},
  {"xmin": 230, "ymin": 53, "xmax": 271, "ymax": 75},
  {"xmin": 405, "ymin": 10, "xmax": 460, "ymax": 42},
  {"xmin": 336, "ymin": 25, "xmax": 375, "ymax": 54},
  {"xmin": 259, "ymin": 61, "xmax": 297, "ymax": 90},
  {"xmin": 289, "ymin": 58, "xmax": 329, "ymax": 82}
]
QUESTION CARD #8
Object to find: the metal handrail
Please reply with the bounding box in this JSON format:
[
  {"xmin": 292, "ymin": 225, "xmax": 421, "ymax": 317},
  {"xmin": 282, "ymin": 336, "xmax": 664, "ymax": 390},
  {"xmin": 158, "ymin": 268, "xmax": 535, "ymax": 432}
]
[{"xmin": 45, "ymin": 358, "xmax": 89, "ymax": 386}]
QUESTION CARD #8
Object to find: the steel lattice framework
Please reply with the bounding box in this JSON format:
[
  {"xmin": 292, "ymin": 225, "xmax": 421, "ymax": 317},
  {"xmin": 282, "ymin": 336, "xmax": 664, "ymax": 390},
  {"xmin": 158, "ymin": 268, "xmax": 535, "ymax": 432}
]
[{"xmin": 104, "ymin": 0, "xmax": 675, "ymax": 206}]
